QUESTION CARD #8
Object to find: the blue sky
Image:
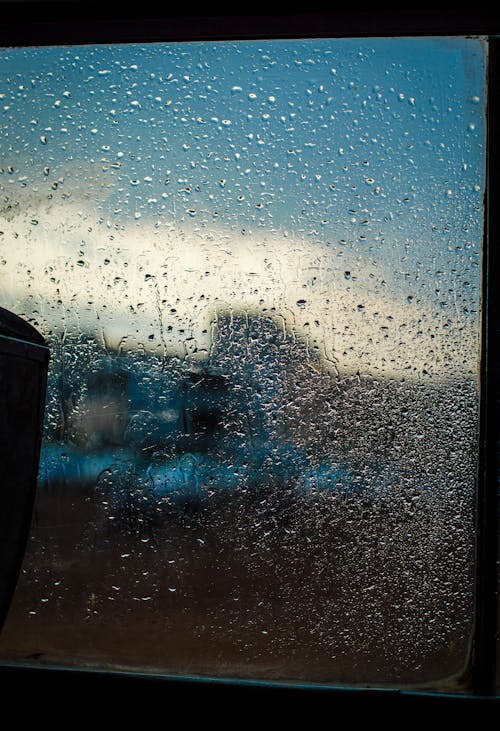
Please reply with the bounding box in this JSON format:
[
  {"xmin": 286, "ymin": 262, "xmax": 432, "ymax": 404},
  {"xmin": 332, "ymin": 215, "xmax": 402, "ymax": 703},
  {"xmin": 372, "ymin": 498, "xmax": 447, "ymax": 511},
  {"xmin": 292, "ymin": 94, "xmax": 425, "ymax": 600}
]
[
  {"xmin": 0, "ymin": 36, "xmax": 487, "ymax": 378},
  {"xmin": 1, "ymin": 37, "xmax": 486, "ymax": 234}
]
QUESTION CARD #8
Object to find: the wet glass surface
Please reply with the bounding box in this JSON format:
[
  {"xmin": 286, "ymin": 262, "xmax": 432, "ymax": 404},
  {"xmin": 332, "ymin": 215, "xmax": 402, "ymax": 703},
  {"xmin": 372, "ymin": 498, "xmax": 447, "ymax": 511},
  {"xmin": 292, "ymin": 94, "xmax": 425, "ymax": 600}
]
[{"xmin": 0, "ymin": 37, "xmax": 487, "ymax": 689}]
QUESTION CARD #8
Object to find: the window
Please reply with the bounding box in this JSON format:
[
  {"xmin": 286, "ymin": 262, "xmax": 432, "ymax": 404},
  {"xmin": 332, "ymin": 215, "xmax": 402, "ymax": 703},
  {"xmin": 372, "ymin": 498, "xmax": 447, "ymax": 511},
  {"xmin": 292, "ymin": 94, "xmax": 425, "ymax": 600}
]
[{"xmin": 0, "ymin": 9, "xmax": 497, "ymax": 705}]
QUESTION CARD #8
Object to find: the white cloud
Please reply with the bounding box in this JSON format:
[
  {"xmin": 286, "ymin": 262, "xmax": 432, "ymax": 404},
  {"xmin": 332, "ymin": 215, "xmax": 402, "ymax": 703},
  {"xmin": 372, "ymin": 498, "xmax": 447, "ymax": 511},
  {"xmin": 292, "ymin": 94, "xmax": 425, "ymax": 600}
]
[{"xmin": 0, "ymin": 194, "xmax": 480, "ymax": 381}]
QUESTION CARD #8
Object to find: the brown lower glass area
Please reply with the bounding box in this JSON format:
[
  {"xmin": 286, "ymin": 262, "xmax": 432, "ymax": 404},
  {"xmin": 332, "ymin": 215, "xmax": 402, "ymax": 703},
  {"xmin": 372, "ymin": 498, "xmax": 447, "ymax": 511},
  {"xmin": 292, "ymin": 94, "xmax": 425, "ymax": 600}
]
[{"xmin": 0, "ymin": 467, "xmax": 474, "ymax": 691}]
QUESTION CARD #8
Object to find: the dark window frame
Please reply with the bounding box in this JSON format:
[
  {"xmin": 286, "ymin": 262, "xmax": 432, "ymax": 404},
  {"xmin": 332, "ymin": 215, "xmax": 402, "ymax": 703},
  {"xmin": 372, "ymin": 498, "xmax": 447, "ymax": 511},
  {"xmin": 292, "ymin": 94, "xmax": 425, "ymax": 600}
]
[{"xmin": 0, "ymin": 5, "xmax": 498, "ymax": 710}]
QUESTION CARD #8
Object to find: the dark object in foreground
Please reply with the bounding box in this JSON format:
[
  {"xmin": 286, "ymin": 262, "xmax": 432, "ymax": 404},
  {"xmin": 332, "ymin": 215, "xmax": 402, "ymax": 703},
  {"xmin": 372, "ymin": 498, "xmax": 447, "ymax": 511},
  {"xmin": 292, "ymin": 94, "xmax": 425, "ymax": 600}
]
[{"xmin": 0, "ymin": 307, "xmax": 49, "ymax": 633}]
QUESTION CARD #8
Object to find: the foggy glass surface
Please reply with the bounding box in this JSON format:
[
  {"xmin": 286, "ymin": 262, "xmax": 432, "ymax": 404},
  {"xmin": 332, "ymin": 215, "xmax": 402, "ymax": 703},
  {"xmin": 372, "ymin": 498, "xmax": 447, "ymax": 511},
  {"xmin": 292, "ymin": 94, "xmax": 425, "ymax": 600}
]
[{"xmin": 0, "ymin": 37, "xmax": 487, "ymax": 690}]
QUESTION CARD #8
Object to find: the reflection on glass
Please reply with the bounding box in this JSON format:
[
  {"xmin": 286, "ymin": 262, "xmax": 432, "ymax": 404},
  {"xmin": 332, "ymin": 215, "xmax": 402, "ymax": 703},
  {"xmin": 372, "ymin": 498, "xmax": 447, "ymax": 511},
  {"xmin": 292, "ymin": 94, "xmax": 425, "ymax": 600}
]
[{"xmin": 0, "ymin": 37, "xmax": 486, "ymax": 689}]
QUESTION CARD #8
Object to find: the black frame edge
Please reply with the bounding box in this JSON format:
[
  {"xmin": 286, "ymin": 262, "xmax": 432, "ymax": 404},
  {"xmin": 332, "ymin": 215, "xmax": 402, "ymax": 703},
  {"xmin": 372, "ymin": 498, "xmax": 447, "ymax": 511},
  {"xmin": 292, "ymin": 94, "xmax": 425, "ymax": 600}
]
[
  {"xmin": 472, "ymin": 36, "xmax": 499, "ymax": 696},
  {"xmin": 0, "ymin": 8, "xmax": 496, "ymax": 46},
  {"xmin": 0, "ymin": 664, "xmax": 499, "ymax": 715}
]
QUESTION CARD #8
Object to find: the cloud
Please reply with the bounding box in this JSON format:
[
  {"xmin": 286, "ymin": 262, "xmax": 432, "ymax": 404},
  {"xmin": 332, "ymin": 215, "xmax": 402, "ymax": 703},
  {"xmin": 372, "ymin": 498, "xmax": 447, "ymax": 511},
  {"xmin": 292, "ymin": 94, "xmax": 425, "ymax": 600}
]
[{"xmin": 0, "ymin": 192, "xmax": 480, "ymax": 381}]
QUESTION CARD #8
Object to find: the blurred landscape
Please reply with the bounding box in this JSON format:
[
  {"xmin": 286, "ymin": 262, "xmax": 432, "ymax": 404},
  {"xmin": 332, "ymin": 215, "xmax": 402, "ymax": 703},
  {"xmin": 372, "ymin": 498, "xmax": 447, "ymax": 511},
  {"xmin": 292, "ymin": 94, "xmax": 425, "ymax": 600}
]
[{"xmin": 0, "ymin": 314, "xmax": 478, "ymax": 689}]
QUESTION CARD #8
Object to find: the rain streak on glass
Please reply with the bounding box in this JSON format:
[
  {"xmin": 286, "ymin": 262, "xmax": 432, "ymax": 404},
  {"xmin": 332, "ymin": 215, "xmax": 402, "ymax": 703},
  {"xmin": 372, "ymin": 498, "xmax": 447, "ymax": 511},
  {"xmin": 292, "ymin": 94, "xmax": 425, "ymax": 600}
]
[{"xmin": 0, "ymin": 38, "xmax": 487, "ymax": 689}]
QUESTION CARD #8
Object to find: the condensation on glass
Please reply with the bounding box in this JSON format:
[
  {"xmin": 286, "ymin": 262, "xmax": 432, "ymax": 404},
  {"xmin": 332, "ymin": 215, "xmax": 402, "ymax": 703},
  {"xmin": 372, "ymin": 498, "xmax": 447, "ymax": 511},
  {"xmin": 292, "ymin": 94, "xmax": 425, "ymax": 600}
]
[{"xmin": 0, "ymin": 37, "xmax": 487, "ymax": 690}]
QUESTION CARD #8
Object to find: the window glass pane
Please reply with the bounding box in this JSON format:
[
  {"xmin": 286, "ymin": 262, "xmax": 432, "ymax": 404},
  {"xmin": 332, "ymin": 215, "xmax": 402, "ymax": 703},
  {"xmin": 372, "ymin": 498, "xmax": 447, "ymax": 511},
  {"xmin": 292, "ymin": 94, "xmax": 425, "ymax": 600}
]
[{"xmin": 0, "ymin": 37, "xmax": 486, "ymax": 690}]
